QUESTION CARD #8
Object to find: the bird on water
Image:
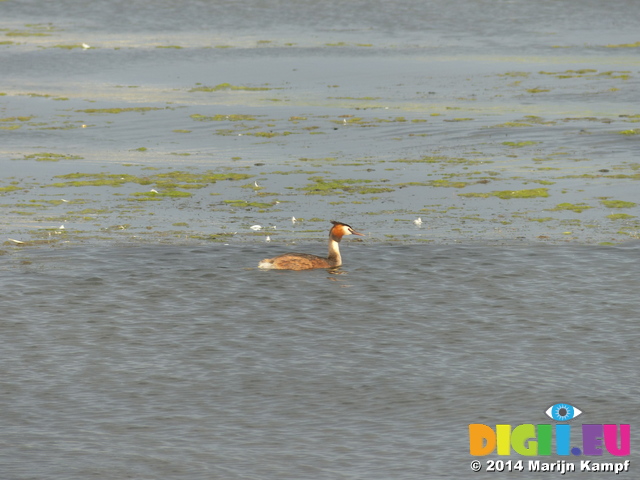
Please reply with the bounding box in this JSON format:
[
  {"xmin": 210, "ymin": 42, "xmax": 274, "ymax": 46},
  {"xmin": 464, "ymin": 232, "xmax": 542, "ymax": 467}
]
[{"xmin": 258, "ymin": 220, "xmax": 364, "ymax": 271}]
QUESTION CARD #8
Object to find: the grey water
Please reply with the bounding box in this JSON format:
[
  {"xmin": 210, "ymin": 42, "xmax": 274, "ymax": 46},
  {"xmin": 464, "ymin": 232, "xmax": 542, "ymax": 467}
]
[
  {"xmin": 1, "ymin": 242, "xmax": 638, "ymax": 479},
  {"xmin": 2, "ymin": 0, "xmax": 640, "ymax": 477}
]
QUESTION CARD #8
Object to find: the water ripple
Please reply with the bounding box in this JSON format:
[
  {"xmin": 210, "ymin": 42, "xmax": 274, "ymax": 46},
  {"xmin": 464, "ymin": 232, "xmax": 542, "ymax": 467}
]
[{"xmin": 1, "ymin": 243, "xmax": 638, "ymax": 479}]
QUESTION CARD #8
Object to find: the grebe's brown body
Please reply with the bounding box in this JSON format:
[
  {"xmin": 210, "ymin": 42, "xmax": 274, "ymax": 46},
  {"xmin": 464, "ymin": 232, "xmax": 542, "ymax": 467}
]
[{"xmin": 258, "ymin": 221, "xmax": 364, "ymax": 271}]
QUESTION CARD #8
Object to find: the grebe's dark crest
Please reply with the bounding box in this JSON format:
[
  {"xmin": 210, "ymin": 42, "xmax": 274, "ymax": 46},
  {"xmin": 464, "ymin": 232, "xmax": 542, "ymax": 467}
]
[{"xmin": 258, "ymin": 220, "xmax": 364, "ymax": 271}]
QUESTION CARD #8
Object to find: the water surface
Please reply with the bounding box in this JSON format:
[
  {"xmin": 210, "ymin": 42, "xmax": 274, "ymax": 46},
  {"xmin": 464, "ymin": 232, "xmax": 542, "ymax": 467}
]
[
  {"xmin": 1, "ymin": 242, "xmax": 639, "ymax": 478},
  {"xmin": 1, "ymin": 0, "xmax": 639, "ymax": 478}
]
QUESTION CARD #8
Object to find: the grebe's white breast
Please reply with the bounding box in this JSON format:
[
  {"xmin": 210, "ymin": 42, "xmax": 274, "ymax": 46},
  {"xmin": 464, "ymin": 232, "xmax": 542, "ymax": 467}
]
[{"xmin": 258, "ymin": 259, "xmax": 276, "ymax": 269}]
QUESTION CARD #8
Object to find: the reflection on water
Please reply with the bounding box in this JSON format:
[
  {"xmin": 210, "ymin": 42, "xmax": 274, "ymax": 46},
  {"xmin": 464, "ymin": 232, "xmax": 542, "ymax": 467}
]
[{"xmin": 1, "ymin": 243, "xmax": 638, "ymax": 479}]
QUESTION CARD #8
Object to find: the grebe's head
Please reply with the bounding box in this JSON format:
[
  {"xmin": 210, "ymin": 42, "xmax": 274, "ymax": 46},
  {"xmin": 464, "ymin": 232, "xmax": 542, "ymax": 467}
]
[{"xmin": 330, "ymin": 220, "xmax": 364, "ymax": 238}]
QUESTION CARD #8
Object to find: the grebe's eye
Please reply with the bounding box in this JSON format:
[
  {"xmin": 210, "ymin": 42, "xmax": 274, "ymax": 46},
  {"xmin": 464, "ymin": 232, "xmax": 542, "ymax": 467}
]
[{"xmin": 544, "ymin": 403, "xmax": 582, "ymax": 421}]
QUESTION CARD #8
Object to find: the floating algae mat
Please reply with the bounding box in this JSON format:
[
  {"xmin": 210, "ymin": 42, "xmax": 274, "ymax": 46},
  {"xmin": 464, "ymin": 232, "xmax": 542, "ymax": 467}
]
[
  {"xmin": 460, "ymin": 188, "xmax": 550, "ymax": 199},
  {"xmin": 1, "ymin": 3, "xmax": 640, "ymax": 246},
  {"xmin": 47, "ymin": 171, "xmax": 253, "ymax": 188}
]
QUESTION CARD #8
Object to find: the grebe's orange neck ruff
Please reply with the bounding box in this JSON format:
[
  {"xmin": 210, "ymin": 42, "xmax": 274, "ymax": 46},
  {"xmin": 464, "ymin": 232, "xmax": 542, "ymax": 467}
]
[{"xmin": 326, "ymin": 221, "xmax": 364, "ymax": 266}]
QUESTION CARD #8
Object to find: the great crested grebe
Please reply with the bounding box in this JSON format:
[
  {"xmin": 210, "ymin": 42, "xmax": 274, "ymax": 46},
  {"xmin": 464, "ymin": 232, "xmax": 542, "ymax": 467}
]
[{"xmin": 258, "ymin": 220, "xmax": 364, "ymax": 270}]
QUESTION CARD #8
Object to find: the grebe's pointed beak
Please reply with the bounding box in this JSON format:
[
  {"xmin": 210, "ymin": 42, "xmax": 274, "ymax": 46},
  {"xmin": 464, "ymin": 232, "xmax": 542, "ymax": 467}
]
[{"xmin": 351, "ymin": 229, "xmax": 365, "ymax": 236}]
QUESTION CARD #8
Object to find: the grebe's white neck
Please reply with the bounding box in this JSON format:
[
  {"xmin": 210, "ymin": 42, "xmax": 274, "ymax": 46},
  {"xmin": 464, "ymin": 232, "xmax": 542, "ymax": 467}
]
[{"xmin": 327, "ymin": 233, "xmax": 343, "ymax": 267}]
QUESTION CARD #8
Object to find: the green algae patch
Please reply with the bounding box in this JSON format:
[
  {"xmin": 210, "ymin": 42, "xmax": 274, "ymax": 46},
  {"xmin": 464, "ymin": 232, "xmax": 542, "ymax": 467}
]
[
  {"xmin": 48, "ymin": 170, "xmax": 252, "ymax": 189},
  {"xmin": 601, "ymin": 200, "xmax": 637, "ymax": 208},
  {"xmin": 130, "ymin": 190, "xmax": 192, "ymax": 200},
  {"xmin": 190, "ymin": 113, "xmax": 258, "ymax": 122},
  {"xmin": 606, "ymin": 41, "xmax": 640, "ymax": 48},
  {"xmin": 76, "ymin": 107, "xmax": 164, "ymax": 114},
  {"xmin": 0, "ymin": 185, "xmax": 20, "ymax": 194},
  {"xmin": 245, "ymin": 131, "xmax": 295, "ymax": 138},
  {"xmin": 491, "ymin": 188, "xmax": 549, "ymax": 199},
  {"xmin": 526, "ymin": 88, "xmax": 550, "ymax": 93},
  {"xmin": 68, "ymin": 208, "xmax": 111, "ymax": 215},
  {"xmin": 428, "ymin": 179, "xmax": 469, "ymax": 188},
  {"xmin": 19, "ymin": 152, "xmax": 84, "ymax": 162},
  {"xmin": 395, "ymin": 181, "xmax": 430, "ymax": 188},
  {"xmin": 607, "ymin": 213, "xmax": 636, "ymax": 220},
  {"xmin": 189, "ymin": 83, "xmax": 271, "ymax": 92},
  {"xmin": 5, "ymin": 32, "xmax": 51, "ymax": 37},
  {"xmin": 598, "ymin": 71, "xmax": 632, "ymax": 80},
  {"xmin": 301, "ymin": 176, "xmax": 394, "ymax": 195},
  {"xmin": 331, "ymin": 116, "xmax": 413, "ymax": 127},
  {"xmin": 331, "ymin": 117, "xmax": 367, "ymax": 126},
  {"xmin": 523, "ymin": 115, "xmax": 556, "ymax": 125},
  {"xmin": 1, "ymin": 116, "xmax": 34, "ymax": 122},
  {"xmin": 153, "ymin": 171, "xmax": 252, "ymax": 185},
  {"xmin": 443, "ymin": 118, "xmax": 474, "ymax": 122},
  {"xmin": 539, "ymin": 69, "xmax": 597, "ymax": 78},
  {"xmin": 45, "ymin": 198, "xmax": 86, "ymax": 206},
  {"xmin": 502, "ymin": 141, "xmax": 540, "ymax": 148},
  {"xmin": 492, "ymin": 121, "xmax": 535, "ymax": 128},
  {"xmin": 617, "ymin": 129, "xmax": 640, "ymax": 136},
  {"xmin": 460, "ymin": 188, "xmax": 549, "ymax": 199},
  {"xmin": 549, "ymin": 203, "xmax": 593, "ymax": 213},
  {"xmin": 491, "ymin": 116, "xmax": 556, "ymax": 128},
  {"xmin": 49, "ymin": 173, "xmax": 144, "ymax": 187}
]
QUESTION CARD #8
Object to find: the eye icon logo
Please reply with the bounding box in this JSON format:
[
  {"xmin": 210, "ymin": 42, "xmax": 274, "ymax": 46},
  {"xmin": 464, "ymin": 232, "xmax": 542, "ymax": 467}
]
[{"xmin": 544, "ymin": 403, "xmax": 582, "ymax": 422}]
